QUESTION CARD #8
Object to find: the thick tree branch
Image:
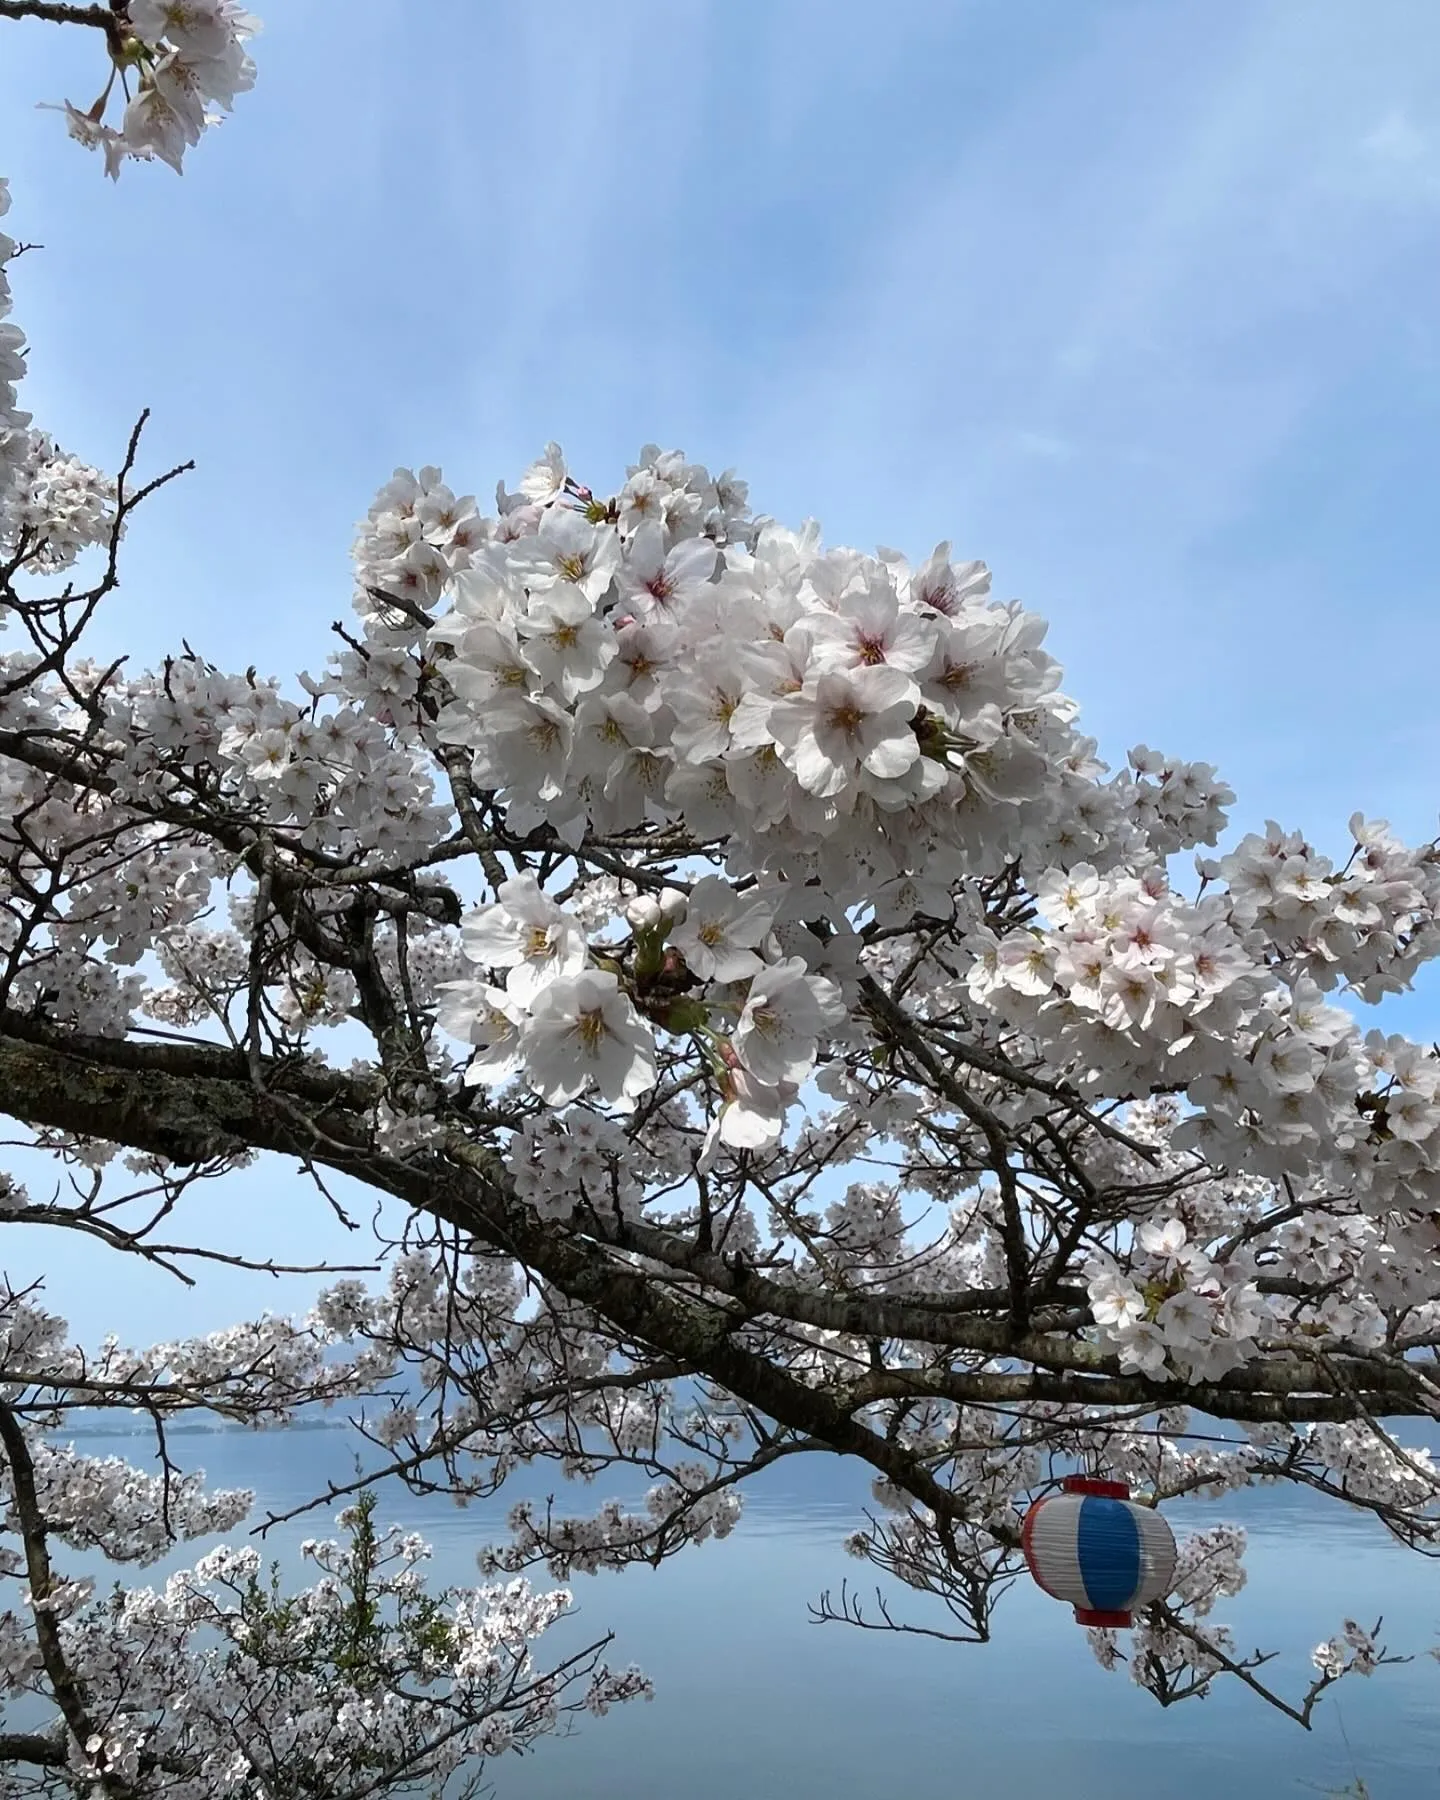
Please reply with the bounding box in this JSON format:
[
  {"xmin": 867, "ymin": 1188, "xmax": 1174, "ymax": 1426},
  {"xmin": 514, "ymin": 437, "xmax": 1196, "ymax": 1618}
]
[
  {"xmin": 1, "ymin": 1018, "xmax": 1432, "ymax": 1463},
  {"xmin": 0, "ymin": 1730, "xmax": 66, "ymax": 1768}
]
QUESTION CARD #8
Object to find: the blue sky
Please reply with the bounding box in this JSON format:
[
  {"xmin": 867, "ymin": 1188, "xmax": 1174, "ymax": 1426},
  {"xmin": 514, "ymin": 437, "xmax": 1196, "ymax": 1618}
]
[{"xmin": 2, "ymin": 0, "xmax": 1440, "ymax": 1340}]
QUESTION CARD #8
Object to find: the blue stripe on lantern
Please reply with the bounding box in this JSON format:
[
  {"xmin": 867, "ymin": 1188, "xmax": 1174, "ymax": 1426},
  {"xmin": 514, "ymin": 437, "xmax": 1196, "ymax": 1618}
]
[{"xmin": 1076, "ymin": 1496, "xmax": 1141, "ymax": 1611}]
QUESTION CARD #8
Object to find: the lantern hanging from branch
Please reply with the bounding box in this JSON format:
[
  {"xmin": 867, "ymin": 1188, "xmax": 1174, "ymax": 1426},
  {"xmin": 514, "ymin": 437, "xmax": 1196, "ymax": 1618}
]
[{"xmin": 1021, "ymin": 1476, "xmax": 1177, "ymax": 1628}]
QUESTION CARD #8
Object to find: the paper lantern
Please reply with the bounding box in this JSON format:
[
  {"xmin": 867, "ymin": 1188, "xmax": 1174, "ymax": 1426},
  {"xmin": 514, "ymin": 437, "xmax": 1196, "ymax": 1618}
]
[{"xmin": 1021, "ymin": 1476, "xmax": 1176, "ymax": 1628}]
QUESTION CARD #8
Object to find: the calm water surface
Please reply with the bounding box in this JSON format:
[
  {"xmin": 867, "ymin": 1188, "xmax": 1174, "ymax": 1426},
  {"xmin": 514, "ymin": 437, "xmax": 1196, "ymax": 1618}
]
[{"xmin": 67, "ymin": 1422, "xmax": 1440, "ymax": 1800}]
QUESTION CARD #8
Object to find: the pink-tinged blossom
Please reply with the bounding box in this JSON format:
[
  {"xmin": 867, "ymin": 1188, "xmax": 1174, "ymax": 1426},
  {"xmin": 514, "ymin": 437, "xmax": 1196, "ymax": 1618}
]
[
  {"xmin": 617, "ymin": 520, "xmax": 717, "ymax": 621},
  {"xmin": 806, "ymin": 577, "xmax": 938, "ymax": 675},
  {"xmin": 667, "ymin": 653, "xmax": 750, "ymax": 763},
  {"xmin": 464, "ymin": 691, "xmax": 575, "ymax": 801},
  {"xmin": 516, "ymin": 585, "xmax": 616, "ymax": 700},
  {"xmin": 768, "ymin": 664, "xmax": 922, "ymax": 798},
  {"xmin": 508, "ymin": 507, "xmax": 620, "ymax": 605}
]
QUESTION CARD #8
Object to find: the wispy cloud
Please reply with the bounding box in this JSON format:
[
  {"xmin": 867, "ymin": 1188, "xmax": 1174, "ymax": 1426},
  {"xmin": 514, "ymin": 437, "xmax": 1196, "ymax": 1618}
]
[
  {"xmin": 1358, "ymin": 106, "xmax": 1440, "ymax": 210},
  {"xmin": 1364, "ymin": 109, "xmax": 1430, "ymax": 164}
]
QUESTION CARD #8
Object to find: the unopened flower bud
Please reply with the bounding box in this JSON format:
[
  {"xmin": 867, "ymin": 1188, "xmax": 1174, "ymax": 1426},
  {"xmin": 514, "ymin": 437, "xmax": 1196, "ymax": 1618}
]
[{"xmin": 624, "ymin": 895, "xmax": 664, "ymax": 932}]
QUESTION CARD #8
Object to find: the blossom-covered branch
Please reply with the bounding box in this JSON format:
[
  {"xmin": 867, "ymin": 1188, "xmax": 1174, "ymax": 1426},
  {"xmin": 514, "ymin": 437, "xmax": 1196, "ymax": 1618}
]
[
  {"xmin": 4, "ymin": 397, "xmax": 1440, "ymax": 1734},
  {"xmin": 2, "ymin": 0, "xmax": 257, "ymax": 177}
]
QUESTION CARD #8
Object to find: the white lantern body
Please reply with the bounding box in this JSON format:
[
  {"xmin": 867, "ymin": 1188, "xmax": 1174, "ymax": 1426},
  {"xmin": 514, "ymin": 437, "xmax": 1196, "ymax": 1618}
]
[{"xmin": 1022, "ymin": 1477, "xmax": 1177, "ymax": 1628}]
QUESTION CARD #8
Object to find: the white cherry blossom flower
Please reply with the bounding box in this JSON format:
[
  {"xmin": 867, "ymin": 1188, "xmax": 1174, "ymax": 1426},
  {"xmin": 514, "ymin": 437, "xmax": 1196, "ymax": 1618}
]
[
  {"xmin": 520, "ymin": 440, "xmax": 568, "ymax": 505},
  {"xmin": 436, "ymin": 982, "xmax": 526, "ymax": 1084},
  {"xmin": 733, "ymin": 957, "xmax": 844, "ymax": 1086},
  {"xmin": 509, "ymin": 507, "xmax": 619, "ymax": 605},
  {"xmin": 1088, "ymin": 1268, "xmax": 1148, "ymax": 1333},
  {"xmin": 1137, "ymin": 1217, "xmax": 1188, "ymax": 1262},
  {"xmin": 699, "ymin": 1067, "xmax": 799, "ymax": 1168},
  {"xmin": 520, "ymin": 969, "xmax": 657, "ymax": 1106},
  {"xmin": 670, "ymin": 877, "xmax": 776, "ymax": 982},
  {"xmin": 807, "ymin": 576, "xmax": 938, "ymax": 675},
  {"xmin": 768, "ymin": 664, "xmax": 921, "ymax": 799},
  {"xmin": 617, "ymin": 520, "xmax": 717, "ymax": 620},
  {"xmin": 461, "ymin": 876, "xmax": 588, "ymax": 1002},
  {"xmin": 517, "ymin": 585, "xmax": 616, "ymax": 700}
]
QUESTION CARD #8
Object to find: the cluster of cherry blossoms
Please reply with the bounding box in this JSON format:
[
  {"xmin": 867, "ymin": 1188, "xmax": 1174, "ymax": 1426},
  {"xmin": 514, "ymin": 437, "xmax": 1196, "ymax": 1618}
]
[
  {"xmin": 0, "ymin": 1501, "xmax": 648, "ymax": 1796},
  {"xmin": 1311, "ymin": 1618, "xmax": 1382, "ymax": 1681},
  {"xmin": 438, "ymin": 870, "xmax": 847, "ymax": 1161},
  {"xmin": 372, "ymin": 435, "xmax": 1440, "ymax": 1313},
  {"xmin": 1049, "ymin": 1094, "xmax": 1440, "ymax": 1385},
  {"xmin": 407, "ymin": 442, "xmax": 1240, "ymax": 1159},
  {"xmin": 0, "ymin": 182, "xmax": 117, "ymax": 585},
  {"xmin": 426, "ymin": 447, "xmax": 1087, "ymax": 869},
  {"xmin": 0, "ymin": 1279, "xmax": 654, "ymax": 1793},
  {"xmin": 0, "ymin": 180, "xmax": 27, "ymax": 524},
  {"xmin": 1086, "ymin": 1522, "xmax": 1249, "ymax": 1679},
  {"xmin": 110, "ymin": 654, "xmax": 454, "ymax": 862},
  {"xmin": 1084, "ymin": 1213, "xmax": 1269, "ymax": 1383},
  {"xmin": 968, "ymin": 836, "xmax": 1440, "ymax": 1218},
  {"xmin": 8, "ymin": 418, "xmax": 1440, "ymax": 1402},
  {"xmin": 33, "ymin": 1, "xmax": 258, "ymax": 179},
  {"xmin": 491, "ymin": 1469, "xmax": 744, "ymax": 1582}
]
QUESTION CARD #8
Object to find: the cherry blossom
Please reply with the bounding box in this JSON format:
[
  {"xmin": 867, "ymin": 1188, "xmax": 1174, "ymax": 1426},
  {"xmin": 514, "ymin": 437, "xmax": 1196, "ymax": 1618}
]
[
  {"xmin": 461, "ymin": 874, "xmax": 590, "ymax": 1003},
  {"xmin": 669, "ymin": 875, "xmax": 775, "ymax": 983},
  {"xmin": 518, "ymin": 969, "xmax": 658, "ymax": 1107},
  {"xmin": 732, "ymin": 957, "xmax": 846, "ymax": 1087},
  {"xmin": 767, "ymin": 664, "xmax": 932, "ymax": 800},
  {"xmin": 28, "ymin": 0, "xmax": 258, "ymax": 178}
]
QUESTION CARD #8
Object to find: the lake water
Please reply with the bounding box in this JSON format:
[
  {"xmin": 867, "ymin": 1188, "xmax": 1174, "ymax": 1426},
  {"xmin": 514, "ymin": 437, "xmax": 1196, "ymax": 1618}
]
[{"xmin": 62, "ymin": 1421, "xmax": 1440, "ymax": 1800}]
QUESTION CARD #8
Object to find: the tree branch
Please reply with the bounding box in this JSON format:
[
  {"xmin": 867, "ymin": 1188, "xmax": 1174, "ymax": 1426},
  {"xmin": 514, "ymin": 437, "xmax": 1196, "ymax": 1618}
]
[
  {"xmin": 0, "ymin": 0, "xmax": 119, "ymax": 42},
  {"xmin": 0, "ymin": 1399, "xmax": 135, "ymax": 1798}
]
